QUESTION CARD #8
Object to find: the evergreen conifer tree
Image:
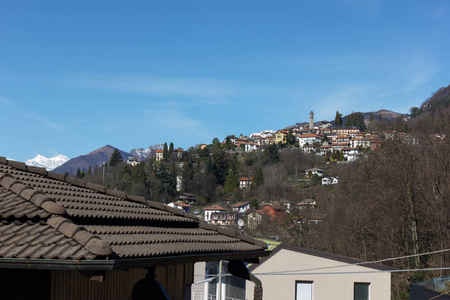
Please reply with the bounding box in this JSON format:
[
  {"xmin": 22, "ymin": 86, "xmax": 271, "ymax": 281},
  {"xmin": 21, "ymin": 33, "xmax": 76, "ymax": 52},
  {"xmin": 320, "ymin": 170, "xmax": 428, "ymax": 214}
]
[
  {"xmin": 163, "ymin": 142, "xmax": 169, "ymax": 162},
  {"xmin": 224, "ymin": 169, "xmax": 238, "ymax": 194},
  {"xmin": 254, "ymin": 166, "xmax": 265, "ymax": 187},
  {"xmin": 286, "ymin": 128, "xmax": 296, "ymax": 145},
  {"xmin": 76, "ymin": 167, "xmax": 82, "ymax": 179},
  {"xmin": 169, "ymin": 142, "xmax": 174, "ymax": 156},
  {"xmin": 132, "ymin": 163, "xmax": 147, "ymax": 185},
  {"xmin": 109, "ymin": 148, "xmax": 123, "ymax": 166},
  {"xmin": 334, "ymin": 110, "xmax": 343, "ymax": 126}
]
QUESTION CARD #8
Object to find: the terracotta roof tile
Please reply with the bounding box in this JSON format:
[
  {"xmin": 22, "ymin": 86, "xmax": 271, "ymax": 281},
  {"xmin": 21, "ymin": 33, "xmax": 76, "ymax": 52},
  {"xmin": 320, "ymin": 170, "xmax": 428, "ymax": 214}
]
[
  {"xmin": 203, "ymin": 205, "xmax": 227, "ymax": 211},
  {"xmin": 0, "ymin": 156, "xmax": 268, "ymax": 264},
  {"xmin": 0, "ymin": 221, "xmax": 95, "ymax": 260}
]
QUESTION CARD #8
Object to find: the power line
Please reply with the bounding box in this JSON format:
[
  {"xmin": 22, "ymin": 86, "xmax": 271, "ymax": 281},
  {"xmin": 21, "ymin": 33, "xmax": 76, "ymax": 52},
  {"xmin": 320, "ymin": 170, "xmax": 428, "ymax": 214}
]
[
  {"xmin": 255, "ymin": 267, "xmax": 450, "ymax": 276},
  {"xmin": 253, "ymin": 248, "xmax": 450, "ymax": 275},
  {"xmin": 194, "ymin": 248, "xmax": 450, "ymax": 282},
  {"xmin": 197, "ymin": 266, "xmax": 450, "ymax": 282}
]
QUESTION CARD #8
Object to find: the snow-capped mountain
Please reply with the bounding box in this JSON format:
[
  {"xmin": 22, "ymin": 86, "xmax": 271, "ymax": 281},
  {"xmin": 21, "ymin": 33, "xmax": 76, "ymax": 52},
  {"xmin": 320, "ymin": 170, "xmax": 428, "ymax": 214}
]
[
  {"xmin": 129, "ymin": 144, "xmax": 164, "ymax": 160},
  {"xmin": 26, "ymin": 154, "xmax": 69, "ymax": 171}
]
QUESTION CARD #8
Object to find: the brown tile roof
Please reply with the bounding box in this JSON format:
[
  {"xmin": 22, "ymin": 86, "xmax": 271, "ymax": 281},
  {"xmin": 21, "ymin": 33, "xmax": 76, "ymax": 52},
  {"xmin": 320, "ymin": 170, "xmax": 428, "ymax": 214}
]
[
  {"xmin": 167, "ymin": 201, "xmax": 190, "ymax": 207},
  {"xmin": 203, "ymin": 205, "xmax": 227, "ymax": 211},
  {"xmin": 239, "ymin": 177, "xmax": 253, "ymax": 181},
  {"xmin": 231, "ymin": 201, "xmax": 250, "ymax": 208},
  {"xmin": 0, "ymin": 157, "xmax": 267, "ymax": 269},
  {"xmin": 298, "ymin": 134, "xmax": 322, "ymax": 138}
]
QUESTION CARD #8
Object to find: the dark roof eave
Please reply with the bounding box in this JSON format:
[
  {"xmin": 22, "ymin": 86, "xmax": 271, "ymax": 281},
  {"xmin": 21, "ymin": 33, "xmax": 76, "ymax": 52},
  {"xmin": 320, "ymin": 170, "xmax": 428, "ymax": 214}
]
[
  {"xmin": 0, "ymin": 250, "xmax": 271, "ymax": 271},
  {"xmin": 0, "ymin": 257, "xmax": 115, "ymax": 271},
  {"xmin": 113, "ymin": 250, "xmax": 270, "ymax": 269}
]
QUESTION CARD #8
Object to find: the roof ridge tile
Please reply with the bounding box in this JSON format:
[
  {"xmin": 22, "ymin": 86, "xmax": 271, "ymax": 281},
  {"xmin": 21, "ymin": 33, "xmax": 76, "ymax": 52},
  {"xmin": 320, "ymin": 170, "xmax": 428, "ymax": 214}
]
[
  {"xmin": 46, "ymin": 171, "xmax": 66, "ymax": 181},
  {"xmin": 105, "ymin": 189, "xmax": 126, "ymax": 199},
  {"xmin": 26, "ymin": 166, "xmax": 48, "ymax": 176},
  {"xmin": 217, "ymin": 227, "xmax": 237, "ymax": 238},
  {"xmin": 165, "ymin": 206, "xmax": 185, "ymax": 216},
  {"xmin": 126, "ymin": 194, "xmax": 145, "ymax": 204},
  {"xmin": 0, "ymin": 173, "xmax": 66, "ymax": 216},
  {"xmin": 47, "ymin": 216, "xmax": 112, "ymax": 256},
  {"xmin": 85, "ymin": 182, "xmax": 106, "ymax": 193},
  {"xmin": 199, "ymin": 222, "xmax": 218, "ymax": 232},
  {"xmin": 146, "ymin": 201, "xmax": 165, "ymax": 210},
  {"xmin": 65, "ymin": 177, "xmax": 86, "ymax": 188},
  {"xmin": 7, "ymin": 160, "xmax": 27, "ymax": 171}
]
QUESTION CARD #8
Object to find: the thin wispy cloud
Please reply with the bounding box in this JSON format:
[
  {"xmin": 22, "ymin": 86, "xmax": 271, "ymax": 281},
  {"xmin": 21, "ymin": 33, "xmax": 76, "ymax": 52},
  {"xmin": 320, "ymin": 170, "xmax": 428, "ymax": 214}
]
[
  {"xmin": 23, "ymin": 113, "xmax": 66, "ymax": 132},
  {"xmin": 0, "ymin": 97, "xmax": 65, "ymax": 132},
  {"xmin": 0, "ymin": 97, "xmax": 13, "ymax": 107},
  {"xmin": 70, "ymin": 75, "xmax": 235, "ymax": 98}
]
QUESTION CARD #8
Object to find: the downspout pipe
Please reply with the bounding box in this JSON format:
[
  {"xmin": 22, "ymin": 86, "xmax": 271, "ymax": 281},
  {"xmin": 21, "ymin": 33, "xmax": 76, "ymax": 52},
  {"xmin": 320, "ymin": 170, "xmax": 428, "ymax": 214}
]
[{"xmin": 228, "ymin": 260, "xmax": 263, "ymax": 300}]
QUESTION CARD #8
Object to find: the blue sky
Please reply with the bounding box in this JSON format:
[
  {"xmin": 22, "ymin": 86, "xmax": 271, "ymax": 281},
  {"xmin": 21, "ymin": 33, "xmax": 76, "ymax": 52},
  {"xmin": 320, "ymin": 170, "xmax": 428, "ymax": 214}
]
[{"xmin": 1, "ymin": 1, "xmax": 449, "ymax": 161}]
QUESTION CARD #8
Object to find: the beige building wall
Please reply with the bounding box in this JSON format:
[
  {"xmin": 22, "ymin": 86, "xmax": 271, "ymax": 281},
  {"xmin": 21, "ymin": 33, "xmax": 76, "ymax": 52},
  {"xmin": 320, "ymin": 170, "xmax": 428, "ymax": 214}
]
[{"xmin": 246, "ymin": 248, "xmax": 391, "ymax": 300}]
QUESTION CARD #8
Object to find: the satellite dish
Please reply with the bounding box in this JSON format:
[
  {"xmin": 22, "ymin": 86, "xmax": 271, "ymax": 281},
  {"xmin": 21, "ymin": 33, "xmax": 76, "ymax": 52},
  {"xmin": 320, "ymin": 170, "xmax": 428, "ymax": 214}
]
[{"xmin": 237, "ymin": 219, "xmax": 245, "ymax": 228}]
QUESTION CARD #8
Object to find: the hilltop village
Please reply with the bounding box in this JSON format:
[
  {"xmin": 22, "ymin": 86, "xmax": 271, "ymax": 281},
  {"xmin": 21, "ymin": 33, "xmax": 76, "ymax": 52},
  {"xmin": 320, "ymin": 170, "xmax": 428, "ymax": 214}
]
[{"xmin": 148, "ymin": 110, "xmax": 408, "ymax": 222}]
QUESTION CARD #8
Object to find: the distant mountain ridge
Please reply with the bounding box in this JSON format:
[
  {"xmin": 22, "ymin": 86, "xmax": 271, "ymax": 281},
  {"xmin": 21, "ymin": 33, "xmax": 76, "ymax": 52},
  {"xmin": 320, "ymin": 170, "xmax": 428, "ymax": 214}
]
[
  {"xmin": 130, "ymin": 144, "xmax": 164, "ymax": 160},
  {"xmin": 363, "ymin": 109, "xmax": 406, "ymax": 121},
  {"xmin": 25, "ymin": 154, "xmax": 69, "ymax": 171},
  {"xmin": 338, "ymin": 109, "xmax": 406, "ymax": 126},
  {"xmin": 53, "ymin": 145, "xmax": 133, "ymax": 175}
]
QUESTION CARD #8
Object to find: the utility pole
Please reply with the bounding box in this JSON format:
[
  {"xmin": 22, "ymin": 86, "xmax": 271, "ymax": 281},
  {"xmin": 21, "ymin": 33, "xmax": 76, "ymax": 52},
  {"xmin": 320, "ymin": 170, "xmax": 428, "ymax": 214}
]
[
  {"xmin": 217, "ymin": 260, "xmax": 223, "ymax": 300},
  {"xmin": 102, "ymin": 162, "xmax": 106, "ymax": 184}
]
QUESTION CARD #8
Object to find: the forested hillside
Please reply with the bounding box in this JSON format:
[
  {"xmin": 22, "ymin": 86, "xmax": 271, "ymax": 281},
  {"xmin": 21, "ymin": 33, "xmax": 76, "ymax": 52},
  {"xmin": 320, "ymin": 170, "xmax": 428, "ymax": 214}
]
[{"xmin": 77, "ymin": 86, "xmax": 450, "ymax": 299}]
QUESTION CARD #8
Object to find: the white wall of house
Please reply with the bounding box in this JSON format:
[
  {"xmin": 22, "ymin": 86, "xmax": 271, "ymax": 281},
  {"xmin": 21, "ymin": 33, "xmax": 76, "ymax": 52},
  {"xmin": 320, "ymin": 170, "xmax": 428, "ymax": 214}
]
[
  {"xmin": 232, "ymin": 204, "xmax": 250, "ymax": 213},
  {"xmin": 244, "ymin": 143, "xmax": 259, "ymax": 152},
  {"xmin": 204, "ymin": 209, "xmax": 225, "ymax": 222},
  {"xmin": 298, "ymin": 136, "xmax": 321, "ymax": 148},
  {"xmin": 246, "ymin": 248, "xmax": 391, "ymax": 300}
]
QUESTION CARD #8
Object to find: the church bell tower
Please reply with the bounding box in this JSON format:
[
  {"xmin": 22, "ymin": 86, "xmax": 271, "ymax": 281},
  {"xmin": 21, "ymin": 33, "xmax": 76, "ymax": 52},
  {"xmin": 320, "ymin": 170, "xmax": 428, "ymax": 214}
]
[{"xmin": 309, "ymin": 111, "xmax": 314, "ymax": 130}]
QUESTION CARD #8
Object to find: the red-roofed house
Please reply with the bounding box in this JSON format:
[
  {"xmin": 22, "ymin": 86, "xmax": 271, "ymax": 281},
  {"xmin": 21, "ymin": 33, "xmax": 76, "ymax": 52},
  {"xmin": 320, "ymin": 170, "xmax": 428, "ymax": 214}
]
[
  {"xmin": 239, "ymin": 177, "xmax": 253, "ymax": 189},
  {"xmin": 174, "ymin": 148, "xmax": 184, "ymax": 158},
  {"xmin": 166, "ymin": 201, "xmax": 191, "ymax": 213},
  {"xmin": 231, "ymin": 201, "xmax": 250, "ymax": 213},
  {"xmin": 203, "ymin": 205, "xmax": 227, "ymax": 223},
  {"xmin": 155, "ymin": 149, "xmax": 163, "ymax": 161},
  {"xmin": 260, "ymin": 203, "xmax": 285, "ymax": 222}
]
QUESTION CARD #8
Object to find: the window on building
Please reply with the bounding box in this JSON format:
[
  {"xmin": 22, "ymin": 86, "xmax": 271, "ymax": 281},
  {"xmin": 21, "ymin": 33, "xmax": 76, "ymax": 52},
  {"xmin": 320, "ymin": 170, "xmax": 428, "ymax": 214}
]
[
  {"xmin": 354, "ymin": 282, "xmax": 370, "ymax": 300},
  {"xmin": 296, "ymin": 281, "xmax": 313, "ymax": 300}
]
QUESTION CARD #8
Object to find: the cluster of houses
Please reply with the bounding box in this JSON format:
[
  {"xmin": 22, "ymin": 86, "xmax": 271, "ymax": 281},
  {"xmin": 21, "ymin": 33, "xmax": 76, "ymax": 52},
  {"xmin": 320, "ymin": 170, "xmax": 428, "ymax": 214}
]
[
  {"xmin": 227, "ymin": 125, "xmax": 386, "ymax": 161},
  {"xmin": 217, "ymin": 112, "xmax": 421, "ymax": 163}
]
